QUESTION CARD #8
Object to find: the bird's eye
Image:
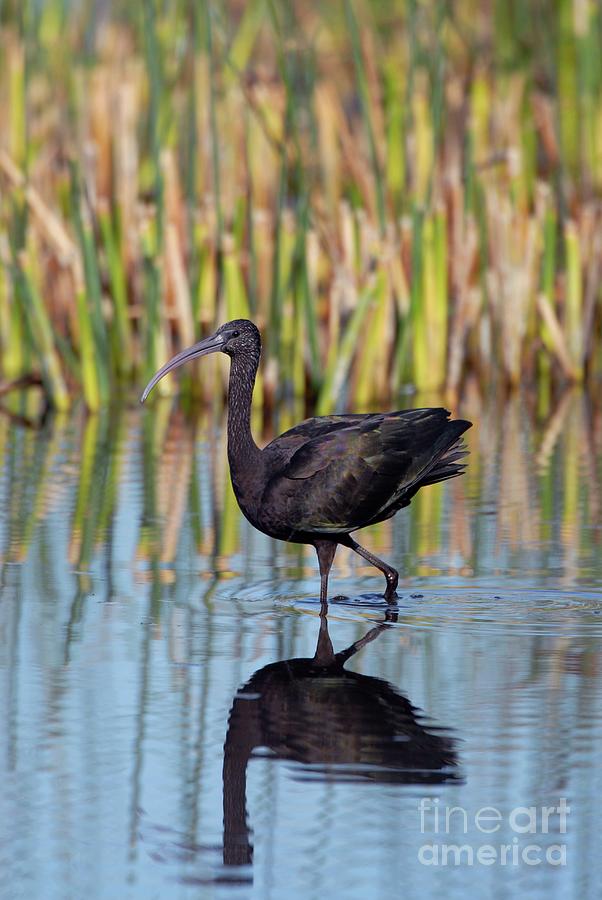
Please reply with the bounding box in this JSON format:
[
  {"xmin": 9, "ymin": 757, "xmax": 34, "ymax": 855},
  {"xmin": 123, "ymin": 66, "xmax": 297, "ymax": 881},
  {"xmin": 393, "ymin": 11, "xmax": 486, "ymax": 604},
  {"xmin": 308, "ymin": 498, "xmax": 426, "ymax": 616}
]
[{"xmin": 231, "ymin": 330, "xmax": 240, "ymax": 338}]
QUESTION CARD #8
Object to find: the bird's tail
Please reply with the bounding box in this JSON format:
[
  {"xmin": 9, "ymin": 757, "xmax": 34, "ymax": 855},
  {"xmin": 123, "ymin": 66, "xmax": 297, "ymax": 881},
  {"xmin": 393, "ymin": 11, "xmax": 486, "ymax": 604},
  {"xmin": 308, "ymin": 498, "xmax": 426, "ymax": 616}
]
[{"xmin": 417, "ymin": 421, "xmax": 471, "ymax": 488}]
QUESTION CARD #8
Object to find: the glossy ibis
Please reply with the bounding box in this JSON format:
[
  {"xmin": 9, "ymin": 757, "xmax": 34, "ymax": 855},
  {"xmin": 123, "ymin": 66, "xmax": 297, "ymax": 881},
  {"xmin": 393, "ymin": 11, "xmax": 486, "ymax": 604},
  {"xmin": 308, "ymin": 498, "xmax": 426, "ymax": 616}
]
[{"xmin": 141, "ymin": 319, "xmax": 472, "ymax": 602}]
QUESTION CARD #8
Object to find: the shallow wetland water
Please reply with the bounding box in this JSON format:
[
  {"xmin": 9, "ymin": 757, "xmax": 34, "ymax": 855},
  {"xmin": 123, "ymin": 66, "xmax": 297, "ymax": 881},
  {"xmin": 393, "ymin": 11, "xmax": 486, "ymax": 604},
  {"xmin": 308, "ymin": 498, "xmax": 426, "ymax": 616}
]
[{"xmin": 1, "ymin": 390, "xmax": 602, "ymax": 899}]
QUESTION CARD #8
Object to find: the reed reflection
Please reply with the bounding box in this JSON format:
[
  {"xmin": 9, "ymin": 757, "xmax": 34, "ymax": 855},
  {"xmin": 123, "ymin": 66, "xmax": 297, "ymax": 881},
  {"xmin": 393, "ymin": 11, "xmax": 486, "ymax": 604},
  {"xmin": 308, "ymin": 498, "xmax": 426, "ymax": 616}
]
[
  {"xmin": 0, "ymin": 388, "xmax": 601, "ymax": 590},
  {"xmin": 222, "ymin": 606, "xmax": 460, "ymax": 871}
]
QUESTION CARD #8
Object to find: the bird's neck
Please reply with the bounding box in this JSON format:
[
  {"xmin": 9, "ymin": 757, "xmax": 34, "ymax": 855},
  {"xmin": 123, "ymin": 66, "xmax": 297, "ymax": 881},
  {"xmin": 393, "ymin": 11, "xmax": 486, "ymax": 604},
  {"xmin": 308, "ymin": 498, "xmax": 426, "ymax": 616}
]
[{"xmin": 226, "ymin": 350, "xmax": 262, "ymax": 476}]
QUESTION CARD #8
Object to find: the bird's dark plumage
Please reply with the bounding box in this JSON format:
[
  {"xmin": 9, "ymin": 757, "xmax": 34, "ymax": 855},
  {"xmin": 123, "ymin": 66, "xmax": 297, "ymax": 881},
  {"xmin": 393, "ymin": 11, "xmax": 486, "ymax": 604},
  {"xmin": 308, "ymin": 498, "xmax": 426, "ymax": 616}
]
[
  {"xmin": 141, "ymin": 319, "xmax": 472, "ymax": 602},
  {"xmin": 259, "ymin": 408, "xmax": 469, "ymax": 536}
]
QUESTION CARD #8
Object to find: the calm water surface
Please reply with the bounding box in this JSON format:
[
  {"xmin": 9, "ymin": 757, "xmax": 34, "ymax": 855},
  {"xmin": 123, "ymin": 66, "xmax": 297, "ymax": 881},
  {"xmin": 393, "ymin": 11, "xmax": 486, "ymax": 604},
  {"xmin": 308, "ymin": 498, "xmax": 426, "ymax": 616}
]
[{"xmin": 1, "ymin": 391, "xmax": 602, "ymax": 899}]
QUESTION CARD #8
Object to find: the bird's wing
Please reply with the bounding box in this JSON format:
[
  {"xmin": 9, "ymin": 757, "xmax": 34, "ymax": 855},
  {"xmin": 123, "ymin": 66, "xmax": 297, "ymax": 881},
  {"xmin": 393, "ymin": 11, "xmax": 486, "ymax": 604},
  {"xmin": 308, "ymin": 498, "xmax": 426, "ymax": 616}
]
[
  {"xmin": 272, "ymin": 414, "xmax": 381, "ymax": 478},
  {"xmin": 264, "ymin": 414, "xmax": 368, "ymax": 451},
  {"xmin": 266, "ymin": 409, "xmax": 470, "ymax": 533}
]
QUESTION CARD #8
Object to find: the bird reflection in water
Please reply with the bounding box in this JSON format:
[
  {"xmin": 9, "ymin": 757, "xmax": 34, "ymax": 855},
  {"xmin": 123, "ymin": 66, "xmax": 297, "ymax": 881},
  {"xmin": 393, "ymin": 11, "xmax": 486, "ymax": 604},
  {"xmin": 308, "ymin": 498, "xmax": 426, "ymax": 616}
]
[{"xmin": 223, "ymin": 605, "xmax": 461, "ymax": 870}]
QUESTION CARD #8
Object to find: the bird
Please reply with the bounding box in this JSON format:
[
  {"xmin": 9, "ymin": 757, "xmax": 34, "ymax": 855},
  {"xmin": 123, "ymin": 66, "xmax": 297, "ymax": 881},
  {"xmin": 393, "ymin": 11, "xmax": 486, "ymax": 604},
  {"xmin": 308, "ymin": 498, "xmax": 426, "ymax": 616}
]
[{"xmin": 141, "ymin": 319, "xmax": 472, "ymax": 603}]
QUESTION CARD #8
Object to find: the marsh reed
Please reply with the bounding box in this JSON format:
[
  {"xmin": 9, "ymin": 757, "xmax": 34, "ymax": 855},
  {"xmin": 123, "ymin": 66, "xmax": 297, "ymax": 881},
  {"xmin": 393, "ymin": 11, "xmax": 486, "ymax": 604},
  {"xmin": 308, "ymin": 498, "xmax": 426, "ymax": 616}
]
[{"xmin": 0, "ymin": 0, "xmax": 601, "ymax": 413}]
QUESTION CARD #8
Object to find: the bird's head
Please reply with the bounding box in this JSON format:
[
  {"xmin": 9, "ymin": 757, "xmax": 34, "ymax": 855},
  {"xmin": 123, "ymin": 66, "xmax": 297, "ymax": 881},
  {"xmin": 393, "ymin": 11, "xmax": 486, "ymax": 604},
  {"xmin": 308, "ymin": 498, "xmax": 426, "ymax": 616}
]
[{"xmin": 140, "ymin": 319, "xmax": 260, "ymax": 403}]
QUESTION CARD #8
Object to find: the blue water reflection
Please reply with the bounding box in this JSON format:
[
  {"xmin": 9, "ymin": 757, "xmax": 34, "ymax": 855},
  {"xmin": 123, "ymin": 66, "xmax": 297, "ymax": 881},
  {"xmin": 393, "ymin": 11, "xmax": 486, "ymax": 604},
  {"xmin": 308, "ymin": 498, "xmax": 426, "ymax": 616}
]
[{"xmin": 1, "ymin": 391, "xmax": 601, "ymax": 899}]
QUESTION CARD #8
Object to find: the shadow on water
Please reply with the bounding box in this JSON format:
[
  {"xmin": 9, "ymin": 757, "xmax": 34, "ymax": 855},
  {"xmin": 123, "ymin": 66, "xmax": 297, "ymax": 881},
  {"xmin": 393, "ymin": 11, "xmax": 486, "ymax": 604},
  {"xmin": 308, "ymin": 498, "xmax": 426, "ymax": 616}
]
[{"xmin": 222, "ymin": 605, "xmax": 460, "ymax": 878}]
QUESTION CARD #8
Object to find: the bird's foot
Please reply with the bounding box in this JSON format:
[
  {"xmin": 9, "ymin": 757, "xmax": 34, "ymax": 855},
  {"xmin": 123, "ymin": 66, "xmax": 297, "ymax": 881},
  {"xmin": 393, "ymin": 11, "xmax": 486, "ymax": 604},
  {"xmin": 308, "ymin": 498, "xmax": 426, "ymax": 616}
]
[{"xmin": 383, "ymin": 571, "xmax": 399, "ymax": 603}]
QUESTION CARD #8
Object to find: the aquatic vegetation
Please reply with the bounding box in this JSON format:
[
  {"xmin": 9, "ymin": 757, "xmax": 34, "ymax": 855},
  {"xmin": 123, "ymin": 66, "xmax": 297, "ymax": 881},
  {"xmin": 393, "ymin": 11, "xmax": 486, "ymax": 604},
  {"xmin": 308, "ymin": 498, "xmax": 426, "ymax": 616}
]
[{"xmin": 0, "ymin": 0, "xmax": 601, "ymax": 410}]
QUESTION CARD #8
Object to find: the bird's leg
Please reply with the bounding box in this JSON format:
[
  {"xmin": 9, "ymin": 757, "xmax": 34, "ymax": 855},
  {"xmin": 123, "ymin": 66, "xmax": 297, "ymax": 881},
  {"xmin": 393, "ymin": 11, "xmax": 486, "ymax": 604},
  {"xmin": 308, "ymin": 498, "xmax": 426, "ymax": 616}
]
[
  {"xmin": 343, "ymin": 536, "xmax": 399, "ymax": 602},
  {"xmin": 314, "ymin": 540, "xmax": 338, "ymax": 606}
]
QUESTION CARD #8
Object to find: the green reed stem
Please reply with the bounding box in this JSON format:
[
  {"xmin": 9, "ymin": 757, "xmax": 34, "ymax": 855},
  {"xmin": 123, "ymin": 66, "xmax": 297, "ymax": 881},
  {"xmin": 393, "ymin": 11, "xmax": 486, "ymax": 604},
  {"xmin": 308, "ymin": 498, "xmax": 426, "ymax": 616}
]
[
  {"xmin": 98, "ymin": 203, "xmax": 133, "ymax": 376},
  {"xmin": 203, "ymin": 0, "xmax": 224, "ymax": 244},
  {"xmin": 565, "ymin": 220, "xmax": 583, "ymax": 380},
  {"xmin": 316, "ymin": 278, "xmax": 378, "ymax": 416},
  {"xmin": 345, "ymin": 0, "xmax": 386, "ymax": 234},
  {"xmin": 13, "ymin": 256, "xmax": 70, "ymax": 410}
]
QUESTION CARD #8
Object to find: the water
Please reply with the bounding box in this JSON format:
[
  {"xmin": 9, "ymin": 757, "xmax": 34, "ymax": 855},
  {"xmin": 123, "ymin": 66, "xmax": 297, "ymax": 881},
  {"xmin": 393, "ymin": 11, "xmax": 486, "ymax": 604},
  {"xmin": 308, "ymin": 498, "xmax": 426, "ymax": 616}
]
[{"xmin": 1, "ymin": 391, "xmax": 601, "ymax": 899}]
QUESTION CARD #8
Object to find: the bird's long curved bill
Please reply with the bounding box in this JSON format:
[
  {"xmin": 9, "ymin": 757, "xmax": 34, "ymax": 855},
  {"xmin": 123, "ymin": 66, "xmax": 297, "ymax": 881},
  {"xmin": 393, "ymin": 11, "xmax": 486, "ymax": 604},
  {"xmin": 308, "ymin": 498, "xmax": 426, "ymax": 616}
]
[{"xmin": 140, "ymin": 333, "xmax": 223, "ymax": 403}]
